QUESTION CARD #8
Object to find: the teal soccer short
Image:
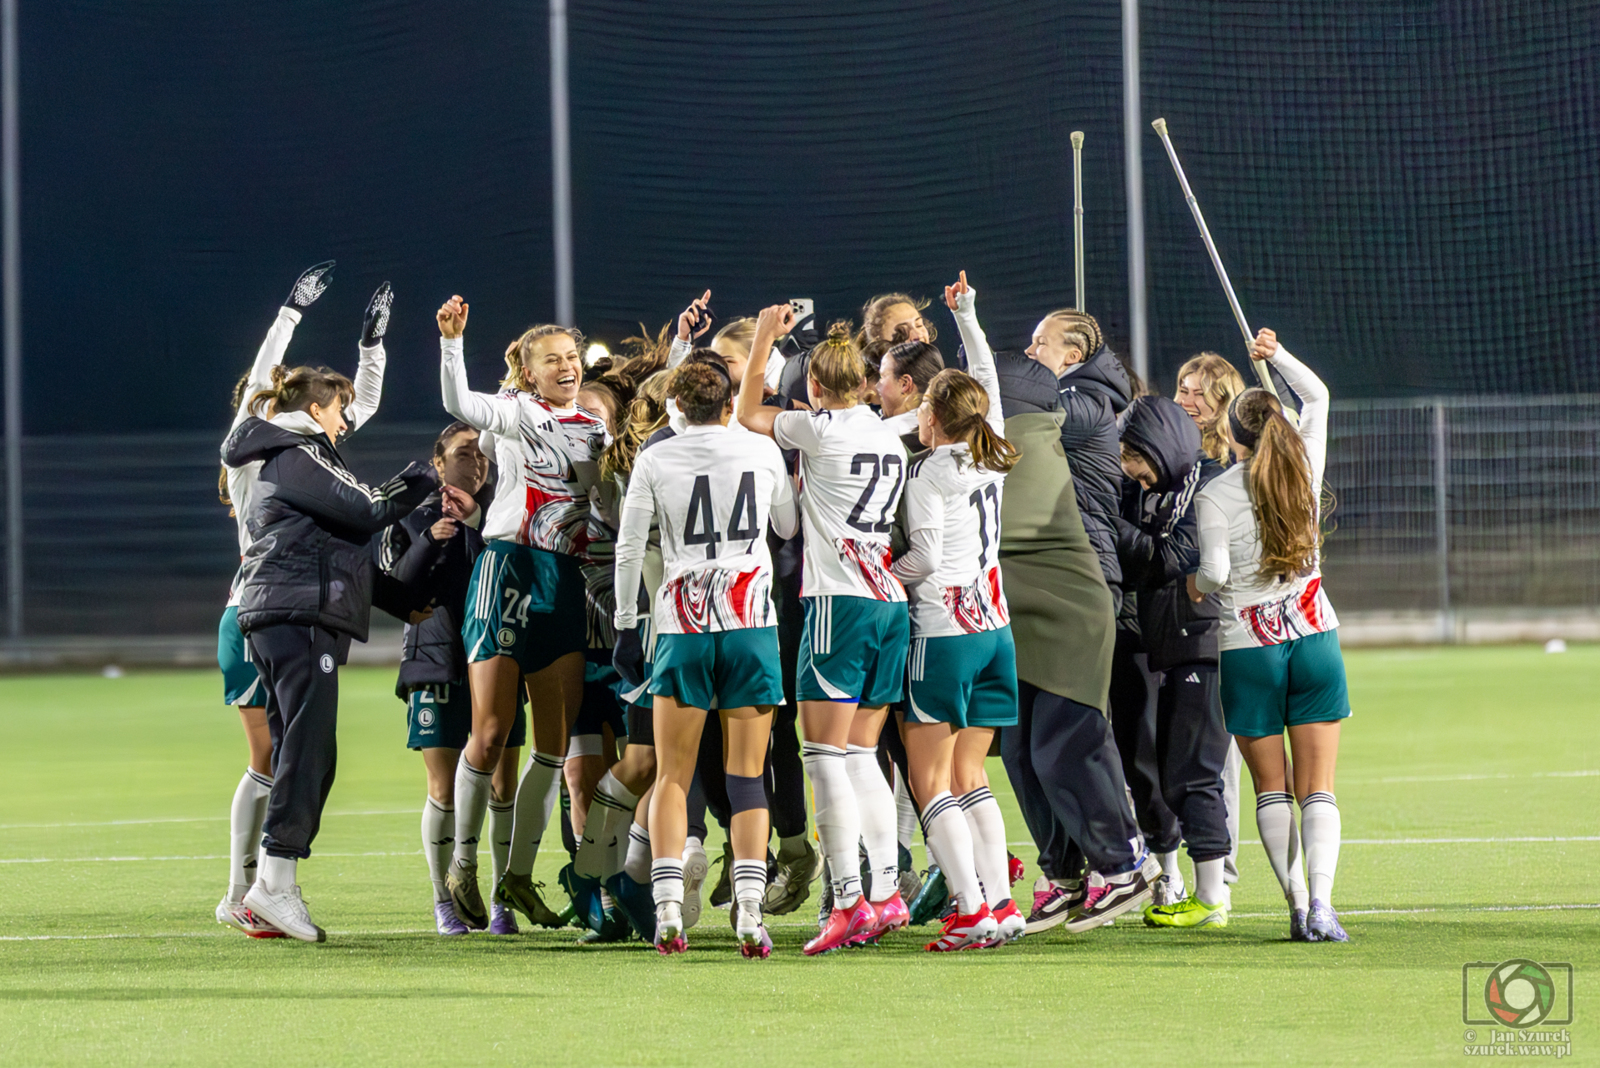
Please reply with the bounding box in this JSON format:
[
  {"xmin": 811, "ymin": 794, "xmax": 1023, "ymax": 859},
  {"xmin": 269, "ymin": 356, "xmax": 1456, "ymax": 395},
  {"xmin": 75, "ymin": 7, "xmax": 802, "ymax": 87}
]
[
  {"xmin": 1219, "ymin": 628, "xmax": 1351, "ymax": 738},
  {"xmin": 905, "ymin": 626, "xmax": 1019, "ymax": 729},
  {"xmin": 796, "ymin": 595, "xmax": 910, "ymax": 706},
  {"xmin": 462, "ymin": 541, "xmax": 587, "ymax": 675},
  {"xmin": 218, "ymin": 606, "xmax": 264, "ymax": 707},
  {"xmin": 650, "ymin": 627, "xmax": 784, "ymax": 711},
  {"xmin": 406, "ymin": 682, "xmax": 527, "ymax": 751}
]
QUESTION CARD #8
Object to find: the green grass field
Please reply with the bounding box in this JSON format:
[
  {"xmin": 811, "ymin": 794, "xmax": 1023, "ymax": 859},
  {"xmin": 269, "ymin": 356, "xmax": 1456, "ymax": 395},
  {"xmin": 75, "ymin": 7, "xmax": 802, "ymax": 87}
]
[{"xmin": 1, "ymin": 645, "xmax": 1595, "ymax": 1066}]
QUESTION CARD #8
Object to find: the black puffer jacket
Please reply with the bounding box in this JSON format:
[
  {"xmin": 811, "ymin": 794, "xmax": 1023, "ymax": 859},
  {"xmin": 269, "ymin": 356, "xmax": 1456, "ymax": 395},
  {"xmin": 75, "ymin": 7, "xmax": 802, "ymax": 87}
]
[
  {"xmin": 1056, "ymin": 345, "xmax": 1135, "ymax": 608},
  {"xmin": 223, "ymin": 414, "xmax": 437, "ymax": 642},
  {"xmin": 380, "ymin": 491, "xmax": 486, "ymax": 692},
  {"xmin": 1115, "ymin": 396, "xmax": 1222, "ymax": 672}
]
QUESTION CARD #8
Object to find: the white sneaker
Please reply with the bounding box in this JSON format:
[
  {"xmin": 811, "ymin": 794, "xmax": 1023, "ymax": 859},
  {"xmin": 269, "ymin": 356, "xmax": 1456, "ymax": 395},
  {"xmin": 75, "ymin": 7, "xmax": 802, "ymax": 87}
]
[
  {"xmin": 215, "ymin": 895, "xmax": 285, "ymax": 938},
  {"xmin": 734, "ymin": 900, "xmax": 772, "ymax": 959},
  {"xmin": 1153, "ymin": 873, "xmax": 1188, "ymax": 907},
  {"xmin": 242, "ymin": 882, "xmax": 326, "ymax": 943},
  {"xmin": 681, "ymin": 842, "xmax": 709, "ymax": 930}
]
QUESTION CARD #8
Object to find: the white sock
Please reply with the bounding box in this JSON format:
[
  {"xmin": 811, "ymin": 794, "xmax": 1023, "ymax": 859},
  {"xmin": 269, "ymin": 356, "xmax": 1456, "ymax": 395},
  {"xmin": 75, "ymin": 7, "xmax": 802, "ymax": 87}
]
[
  {"xmin": 1300, "ymin": 792, "xmax": 1341, "ymax": 905},
  {"xmin": 1255, "ymin": 791, "xmax": 1309, "ymax": 911},
  {"xmin": 624, "ymin": 823, "xmax": 652, "ymax": 884},
  {"xmin": 488, "ymin": 799, "xmax": 515, "ymax": 889},
  {"xmin": 958, "ymin": 787, "xmax": 1010, "ymax": 908},
  {"xmin": 577, "ymin": 771, "xmax": 639, "ymax": 878},
  {"xmin": 451, "ymin": 757, "xmax": 493, "ymax": 868},
  {"xmin": 732, "ymin": 859, "xmax": 767, "ymax": 909},
  {"xmin": 803, "ymin": 742, "xmax": 861, "ymax": 906},
  {"xmin": 508, "ymin": 752, "xmax": 563, "ymax": 876},
  {"xmin": 651, "ymin": 857, "xmax": 684, "ymax": 906},
  {"xmin": 684, "ymin": 834, "xmax": 704, "ymax": 859},
  {"xmin": 920, "ymin": 792, "xmax": 983, "ymax": 915},
  {"xmin": 845, "ymin": 745, "xmax": 897, "ymax": 901},
  {"xmin": 1194, "ymin": 857, "xmax": 1226, "ymax": 906},
  {"xmin": 229, "ymin": 767, "xmax": 272, "ymax": 901},
  {"xmin": 422, "ymin": 797, "xmax": 454, "ymax": 902},
  {"xmin": 258, "ymin": 851, "xmax": 296, "ymax": 894},
  {"xmin": 1157, "ymin": 848, "xmax": 1187, "ymax": 896},
  {"xmin": 893, "ymin": 771, "xmax": 917, "ymax": 856}
]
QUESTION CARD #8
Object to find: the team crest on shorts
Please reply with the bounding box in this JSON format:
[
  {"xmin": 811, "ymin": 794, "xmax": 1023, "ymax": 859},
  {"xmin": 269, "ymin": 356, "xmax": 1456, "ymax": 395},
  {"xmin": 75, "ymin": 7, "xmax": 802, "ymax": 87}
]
[
  {"xmin": 417, "ymin": 707, "xmax": 435, "ymax": 728},
  {"xmin": 498, "ymin": 627, "xmax": 516, "ymax": 648},
  {"xmin": 319, "ymin": 654, "xmax": 334, "ymax": 673}
]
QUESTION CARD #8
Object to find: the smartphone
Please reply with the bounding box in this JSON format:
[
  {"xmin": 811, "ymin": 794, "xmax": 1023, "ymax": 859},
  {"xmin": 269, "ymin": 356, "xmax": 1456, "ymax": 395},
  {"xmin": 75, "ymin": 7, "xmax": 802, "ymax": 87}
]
[{"xmin": 789, "ymin": 298, "xmax": 814, "ymax": 324}]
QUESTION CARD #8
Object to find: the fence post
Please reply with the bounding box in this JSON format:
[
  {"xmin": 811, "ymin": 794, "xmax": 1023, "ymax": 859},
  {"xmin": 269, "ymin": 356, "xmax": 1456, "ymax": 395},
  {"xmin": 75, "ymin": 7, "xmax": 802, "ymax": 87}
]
[{"xmin": 1433, "ymin": 401, "xmax": 1452, "ymax": 642}]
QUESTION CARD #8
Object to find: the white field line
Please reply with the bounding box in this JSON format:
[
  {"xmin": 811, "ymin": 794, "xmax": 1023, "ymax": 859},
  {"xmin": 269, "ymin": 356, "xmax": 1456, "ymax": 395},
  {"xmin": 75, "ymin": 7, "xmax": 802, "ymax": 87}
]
[
  {"xmin": 1344, "ymin": 769, "xmax": 1600, "ymax": 784},
  {"xmin": 3, "ymin": 903, "xmax": 1596, "ymax": 942}
]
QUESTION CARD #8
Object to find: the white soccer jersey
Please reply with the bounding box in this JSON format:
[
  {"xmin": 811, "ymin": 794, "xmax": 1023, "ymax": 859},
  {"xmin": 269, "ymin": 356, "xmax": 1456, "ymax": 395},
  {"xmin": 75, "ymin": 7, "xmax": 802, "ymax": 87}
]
[
  {"xmin": 613, "ymin": 424, "xmax": 798, "ymax": 635},
  {"xmin": 440, "ymin": 336, "xmax": 609, "ymax": 556},
  {"xmin": 773, "ymin": 405, "xmax": 908, "ymax": 602}
]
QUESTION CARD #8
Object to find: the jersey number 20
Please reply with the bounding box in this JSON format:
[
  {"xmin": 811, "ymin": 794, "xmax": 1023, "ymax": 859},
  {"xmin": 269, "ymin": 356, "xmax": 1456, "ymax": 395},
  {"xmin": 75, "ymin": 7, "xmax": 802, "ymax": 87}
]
[{"xmin": 684, "ymin": 472, "xmax": 760, "ymax": 559}]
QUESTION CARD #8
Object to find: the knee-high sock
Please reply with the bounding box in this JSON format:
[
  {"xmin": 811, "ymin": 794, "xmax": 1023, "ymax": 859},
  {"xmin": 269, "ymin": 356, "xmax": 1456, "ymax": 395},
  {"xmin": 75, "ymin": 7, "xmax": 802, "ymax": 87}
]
[
  {"xmin": 958, "ymin": 787, "xmax": 1010, "ymax": 908},
  {"xmin": 507, "ymin": 752, "xmax": 564, "ymax": 877},
  {"xmin": 624, "ymin": 822, "xmax": 652, "ymax": 884},
  {"xmin": 894, "ymin": 771, "xmax": 918, "ymax": 858},
  {"xmin": 576, "ymin": 770, "xmax": 639, "ymax": 878},
  {"xmin": 846, "ymin": 745, "xmax": 897, "ymax": 901},
  {"xmin": 920, "ymin": 791, "xmax": 983, "ymax": 915},
  {"xmin": 803, "ymin": 742, "xmax": 861, "ymax": 906},
  {"xmin": 1300, "ymin": 792, "xmax": 1340, "ymax": 905},
  {"xmin": 651, "ymin": 857, "xmax": 684, "ymax": 907},
  {"xmin": 229, "ymin": 767, "xmax": 272, "ymax": 900},
  {"xmin": 452, "ymin": 758, "xmax": 493, "ymax": 868},
  {"xmin": 488, "ymin": 799, "xmax": 515, "ymax": 889},
  {"xmin": 1254, "ymin": 791, "xmax": 1309, "ymax": 911},
  {"xmin": 422, "ymin": 797, "xmax": 454, "ymax": 902}
]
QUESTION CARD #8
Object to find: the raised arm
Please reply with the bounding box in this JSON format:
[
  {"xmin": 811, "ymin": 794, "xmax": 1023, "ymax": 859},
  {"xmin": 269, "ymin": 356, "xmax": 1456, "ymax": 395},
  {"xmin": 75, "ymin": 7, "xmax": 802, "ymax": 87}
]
[
  {"xmin": 437, "ymin": 295, "xmax": 518, "ymax": 436},
  {"xmin": 230, "ymin": 261, "xmax": 337, "ymax": 432},
  {"xmin": 945, "ymin": 272, "xmax": 1006, "ymax": 438},
  {"xmin": 1251, "ymin": 329, "xmax": 1330, "ymax": 489},
  {"xmin": 736, "ymin": 303, "xmax": 794, "ymax": 438},
  {"xmin": 344, "ymin": 282, "xmax": 392, "ymax": 434},
  {"xmin": 668, "ymin": 289, "xmax": 713, "ymax": 368}
]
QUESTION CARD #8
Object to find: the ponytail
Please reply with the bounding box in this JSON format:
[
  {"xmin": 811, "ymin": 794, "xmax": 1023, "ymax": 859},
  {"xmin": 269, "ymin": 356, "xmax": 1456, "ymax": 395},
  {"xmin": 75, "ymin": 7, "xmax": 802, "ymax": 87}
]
[
  {"xmin": 807, "ymin": 321, "xmax": 866, "ymax": 403},
  {"xmin": 924, "ymin": 369, "xmax": 1019, "ymax": 475},
  {"xmin": 248, "ymin": 364, "xmax": 354, "ymax": 419},
  {"xmin": 1230, "ymin": 388, "xmax": 1321, "ymax": 580}
]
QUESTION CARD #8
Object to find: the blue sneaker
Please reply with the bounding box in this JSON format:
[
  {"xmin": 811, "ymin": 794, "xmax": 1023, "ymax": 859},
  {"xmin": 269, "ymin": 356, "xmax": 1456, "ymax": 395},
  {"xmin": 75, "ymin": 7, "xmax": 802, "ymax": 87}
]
[
  {"xmin": 605, "ymin": 871, "xmax": 658, "ymax": 943},
  {"xmin": 1306, "ymin": 900, "xmax": 1349, "ymax": 943},
  {"xmin": 1289, "ymin": 907, "xmax": 1310, "ymax": 942}
]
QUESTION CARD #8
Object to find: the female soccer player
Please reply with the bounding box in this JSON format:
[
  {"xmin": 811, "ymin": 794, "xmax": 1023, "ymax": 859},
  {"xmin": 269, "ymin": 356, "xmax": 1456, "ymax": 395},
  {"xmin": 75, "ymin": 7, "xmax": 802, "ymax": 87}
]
[
  {"xmin": 612, "ymin": 361, "xmax": 799, "ymax": 957},
  {"xmin": 435, "ymin": 295, "xmax": 611, "ymax": 930},
  {"xmin": 856, "ymin": 291, "xmax": 936, "ymax": 350},
  {"xmin": 875, "ymin": 340, "xmax": 947, "ymax": 450},
  {"xmin": 738, "ymin": 308, "xmax": 912, "ymax": 955},
  {"xmin": 223, "ymin": 367, "xmax": 437, "ymax": 941},
  {"xmin": 1174, "ymin": 352, "xmax": 1247, "ymax": 466},
  {"xmin": 214, "ymin": 263, "xmax": 390, "ymax": 937},
  {"xmin": 891, "ymin": 273, "xmax": 1021, "ymax": 951},
  {"xmin": 1192, "ymin": 329, "xmax": 1350, "ymax": 943}
]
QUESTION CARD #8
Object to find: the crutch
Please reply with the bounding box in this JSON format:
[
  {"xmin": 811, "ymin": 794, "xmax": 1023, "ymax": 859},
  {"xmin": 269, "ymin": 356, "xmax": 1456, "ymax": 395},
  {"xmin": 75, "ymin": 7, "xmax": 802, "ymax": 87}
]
[{"xmin": 1071, "ymin": 130, "xmax": 1085, "ymax": 312}]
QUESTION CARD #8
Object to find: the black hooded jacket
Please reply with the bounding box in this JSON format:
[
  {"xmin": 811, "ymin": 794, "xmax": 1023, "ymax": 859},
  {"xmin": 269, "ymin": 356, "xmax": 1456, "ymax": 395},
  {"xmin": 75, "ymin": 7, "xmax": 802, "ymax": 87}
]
[
  {"xmin": 380, "ymin": 490, "xmax": 486, "ymax": 692},
  {"xmin": 222, "ymin": 414, "xmax": 437, "ymax": 642},
  {"xmin": 1115, "ymin": 396, "xmax": 1223, "ymax": 672},
  {"xmin": 1056, "ymin": 345, "xmax": 1135, "ymax": 606}
]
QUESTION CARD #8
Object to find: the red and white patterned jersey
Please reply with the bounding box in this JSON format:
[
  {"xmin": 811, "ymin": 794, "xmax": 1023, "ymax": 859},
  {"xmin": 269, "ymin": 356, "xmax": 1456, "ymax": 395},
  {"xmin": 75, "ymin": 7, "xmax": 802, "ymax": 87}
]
[
  {"xmin": 613, "ymin": 424, "xmax": 798, "ymax": 635},
  {"xmin": 899, "ymin": 445, "xmax": 1011, "ymax": 637},
  {"xmin": 773, "ymin": 405, "xmax": 908, "ymax": 603}
]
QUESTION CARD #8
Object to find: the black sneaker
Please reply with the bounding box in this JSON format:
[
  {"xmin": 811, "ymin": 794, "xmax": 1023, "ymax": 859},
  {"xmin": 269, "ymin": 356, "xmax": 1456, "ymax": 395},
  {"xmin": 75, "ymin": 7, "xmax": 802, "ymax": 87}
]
[
  {"xmin": 1063, "ymin": 865, "xmax": 1153, "ymax": 933},
  {"xmin": 1024, "ymin": 878, "xmax": 1084, "ymax": 934}
]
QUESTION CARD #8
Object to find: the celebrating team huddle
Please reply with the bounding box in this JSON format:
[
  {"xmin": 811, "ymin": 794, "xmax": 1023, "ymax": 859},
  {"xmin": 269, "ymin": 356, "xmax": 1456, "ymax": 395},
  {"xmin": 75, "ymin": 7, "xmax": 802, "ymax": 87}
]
[{"xmin": 214, "ymin": 259, "xmax": 1353, "ymax": 955}]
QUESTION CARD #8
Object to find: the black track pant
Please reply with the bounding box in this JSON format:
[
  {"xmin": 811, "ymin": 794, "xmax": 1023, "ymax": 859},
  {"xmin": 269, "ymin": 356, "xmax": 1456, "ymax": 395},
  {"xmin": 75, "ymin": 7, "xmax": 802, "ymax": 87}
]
[
  {"xmin": 1109, "ymin": 631, "xmax": 1181, "ymax": 854},
  {"xmin": 1155, "ymin": 663, "xmax": 1231, "ymax": 861},
  {"xmin": 1002, "ymin": 682, "xmax": 1141, "ymax": 876},
  {"xmin": 764, "ymin": 559, "xmax": 808, "ymax": 838},
  {"xmin": 249, "ymin": 624, "xmax": 342, "ymax": 860}
]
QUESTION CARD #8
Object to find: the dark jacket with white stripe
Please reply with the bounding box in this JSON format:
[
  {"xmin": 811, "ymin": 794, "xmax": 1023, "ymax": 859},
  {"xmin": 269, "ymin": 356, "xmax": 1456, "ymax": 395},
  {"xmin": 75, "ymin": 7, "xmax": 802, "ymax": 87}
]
[
  {"xmin": 379, "ymin": 490, "xmax": 486, "ymax": 692},
  {"xmin": 1115, "ymin": 396, "xmax": 1223, "ymax": 672},
  {"xmin": 222, "ymin": 413, "xmax": 437, "ymax": 642}
]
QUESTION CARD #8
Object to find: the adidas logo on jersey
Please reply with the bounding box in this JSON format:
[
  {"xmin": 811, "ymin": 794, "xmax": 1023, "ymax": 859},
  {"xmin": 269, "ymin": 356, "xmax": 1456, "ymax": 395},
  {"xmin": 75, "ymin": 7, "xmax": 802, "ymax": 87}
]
[{"xmin": 1184, "ymin": 672, "xmax": 1201, "ymax": 683}]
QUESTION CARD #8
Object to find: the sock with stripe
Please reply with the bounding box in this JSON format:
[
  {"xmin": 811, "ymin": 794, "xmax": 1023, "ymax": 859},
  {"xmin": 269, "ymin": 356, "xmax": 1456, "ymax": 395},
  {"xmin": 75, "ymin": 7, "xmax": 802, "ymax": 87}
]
[
  {"xmin": 228, "ymin": 767, "xmax": 272, "ymax": 902},
  {"xmin": 452, "ymin": 757, "xmax": 493, "ymax": 868},
  {"xmin": 845, "ymin": 744, "xmax": 898, "ymax": 901},
  {"xmin": 803, "ymin": 742, "xmax": 862, "ymax": 907},
  {"xmin": 958, "ymin": 786, "xmax": 1010, "ymax": 908},
  {"xmin": 651, "ymin": 857, "xmax": 685, "ymax": 906},
  {"xmin": 1254, "ymin": 791, "xmax": 1309, "ymax": 911},
  {"xmin": 488, "ymin": 798, "xmax": 515, "ymax": 889},
  {"xmin": 575, "ymin": 770, "xmax": 639, "ymax": 878},
  {"xmin": 421, "ymin": 797, "xmax": 454, "ymax": 903},
  {"xmin": 507, "ymin": 751, "xmax": 564, "ymax": 877},
  {"xmin": 920, "ymin": 791, "xmax": 983, "ymax": 916},
  {"xmin": 624, "ymin": 822, "xmax": 652, "ymax": 884},
  {"xmin": 732, "ymin": 859, "xmax": 767, "ymax": 910},
  {"xmin": 1300, "ymin": 791, "xmax": 1341, "ymax": 905},
  {"xmin": 894, "ymin": 770, "xmax": 918, "ymax": 859}
]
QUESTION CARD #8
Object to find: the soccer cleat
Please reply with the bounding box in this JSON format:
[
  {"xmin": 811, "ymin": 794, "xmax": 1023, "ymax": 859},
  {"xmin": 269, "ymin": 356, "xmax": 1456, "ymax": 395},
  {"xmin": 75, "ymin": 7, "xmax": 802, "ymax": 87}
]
[
  {"xmin": 1306, "ymin": 900, "xmax": 1349, "ymax": 943},
  {"xmin": 435, "ymin": 900, "xmax": 470, "ymax": 936},
  {"xmin": 488, "ymin": 901, "xmax": 519, "ymax": 935},
  {"xmin": 1025, "ymin": 879, "xmax": 1085, "ymax": 934},
  {"xmin": 735, "ymin": 900, "xmax": 773, "ymax": 959},
  {"xmin": 803, "ymin": 896, "xmax": 875, "ymax": 956},
  {"xmin": 925, "ymin": 903, "xmax": 998, "ymax": 952},
  {"xmin": 1289, "ymin": 907, "xmax": 1310, "ymax": 942},
  {"xmin": 907, "ymin": 866, "xmax": 950, "ymax": 926},
  {"xmin": 1008, "ymin": 852, "xmax": 1025, "ymax": 886},
  {"xmin": 654, "ymin": 901, "xmax": 687, "ymax": 955},
  {"xmin": 763, "ymin": 838, "xmax": 819, "ymax": 915},
  {"xmin": 241, "ymin": 883, "xmax": 325, "ymax": 943},
  {"xmin": 897, "ymin": 847, "xmax": 924, "ymax": 905},
  {"xmin": 558, "ymin": 862, "xmax": 604, "ymax": 933},
  {"xmin": 577, "ymin": 902, "xmax": 630, "ymax": 944},
  {"xmin": 1143, "ymin": 894, "xmax": 1229, "ymax": 928},
  {"xmin": 859, "ymin": 892, "xmax": 910, "ymax": 945},
  {"xmin": 494, "ymin": 871, "xmax": 566, "ymax": 929},
  {"xmin": 215, "ymin": 897, "xmax": 286, "ymax": 938},
  {"xmin": 707, "ymin": 840, "xmax": 734, "ymax": 910},
  {"xmin": 446, "ymin": 859, "xmax": 488, "ymax": 930},
  {"xmin": 604, "ymin": 871, "xmax": 657, "ymax": 943},
  {"xmin": 990, "ymin": 899, "xmax": 1026, "ymax": 945},
  {"xmin": 682, "ymin": 841, "xmax": 711, "ymax": 929},
  {"xmin": 1152, "ymin": 873, "xmax": 1187, "ymax": 907},
  {"xmin": 1063, "ymin": 866, "xmax": 1152, "ymax": 933}
]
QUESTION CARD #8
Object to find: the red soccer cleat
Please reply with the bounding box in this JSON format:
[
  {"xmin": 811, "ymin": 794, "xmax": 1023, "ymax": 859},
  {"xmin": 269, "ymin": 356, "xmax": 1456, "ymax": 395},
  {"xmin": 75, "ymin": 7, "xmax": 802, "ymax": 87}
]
[
  {"xmin": 925, "ymin": 903, "xmax": 999, "ymax": 952},
  {"xmin": 1008, "ymin": 853, "xmax": 1025, "ymax": 886}
]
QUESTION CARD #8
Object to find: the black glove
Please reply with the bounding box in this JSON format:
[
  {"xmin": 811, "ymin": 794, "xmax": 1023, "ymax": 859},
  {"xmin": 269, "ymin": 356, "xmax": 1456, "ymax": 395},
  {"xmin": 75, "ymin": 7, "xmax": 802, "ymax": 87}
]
[
  {"xmin": 286, "ymin": 260, "xmax": 335, "ymax": 309},
  {"xmin": 613, "ymin": 626, "xmax": 646, "ymax": 689},
  {"xmin": 362, "ymin": 282, "xmax": 393, "ymax": 347}
]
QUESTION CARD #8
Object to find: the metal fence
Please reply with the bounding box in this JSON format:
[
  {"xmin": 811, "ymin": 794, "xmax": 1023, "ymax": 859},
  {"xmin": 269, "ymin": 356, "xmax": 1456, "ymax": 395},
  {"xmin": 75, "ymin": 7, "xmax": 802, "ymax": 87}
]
[{"xmin": 2, "ymin": 398, "xmax": 1597, "ymax": 636}]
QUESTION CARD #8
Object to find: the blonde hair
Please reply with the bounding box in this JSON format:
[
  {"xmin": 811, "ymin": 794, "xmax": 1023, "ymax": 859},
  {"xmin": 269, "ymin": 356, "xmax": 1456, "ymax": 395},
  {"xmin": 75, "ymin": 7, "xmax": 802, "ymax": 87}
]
[
  {"xmin": 501, "ymin": 324, "xmax": 585, "ymax": 393},
  {"xmin": 857, "ymin": 292, "xmax": 938, "ymax": 347},
  {"xmin": 710, "ymin": 317, "xmax": 758, "ymax": 360},
  {"xmin": 1175, "ymin": 352, "xmax": 1247, "ymax": 463},
  {"xmin": 924, "ymin": 369, "xmax": 1019, "ymax": 474},
  {"xmin": 807, "ymin": 321, "xmax": 866, "ymax": 403},
  {"xmin": 601, "ymin": 369, "xmax": 671, "ymax": 483},
  {"xmin": 1230, "ymin": 388, "xmax": 1323, "ymax": 581}
]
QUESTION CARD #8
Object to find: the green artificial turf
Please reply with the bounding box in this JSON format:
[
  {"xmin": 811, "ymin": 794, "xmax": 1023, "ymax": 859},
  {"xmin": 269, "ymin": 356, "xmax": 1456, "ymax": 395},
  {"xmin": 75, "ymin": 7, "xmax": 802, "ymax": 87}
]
[{"xmin": 0, "ymin": 645, "xmax": 1595, "ymax": 1066}]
